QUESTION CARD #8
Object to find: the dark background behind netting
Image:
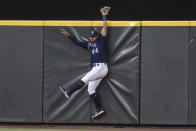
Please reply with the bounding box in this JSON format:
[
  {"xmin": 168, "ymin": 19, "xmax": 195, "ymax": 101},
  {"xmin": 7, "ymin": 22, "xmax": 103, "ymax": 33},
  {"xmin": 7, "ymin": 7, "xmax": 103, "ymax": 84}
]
[{"xmin": 0, "ymin": 0, "xmax": 195, "ymax": 20}]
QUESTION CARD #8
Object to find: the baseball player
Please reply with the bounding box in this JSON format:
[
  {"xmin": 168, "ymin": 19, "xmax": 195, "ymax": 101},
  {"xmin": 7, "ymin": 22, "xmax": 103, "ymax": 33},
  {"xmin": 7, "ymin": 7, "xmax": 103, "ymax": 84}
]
[{"xmin": 59, "ymin": 6, "xmax": 110, "ymax": 119}]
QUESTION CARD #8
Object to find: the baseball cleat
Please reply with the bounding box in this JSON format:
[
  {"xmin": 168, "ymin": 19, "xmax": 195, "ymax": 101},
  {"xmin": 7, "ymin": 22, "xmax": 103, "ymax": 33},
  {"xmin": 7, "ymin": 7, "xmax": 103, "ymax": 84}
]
[
  {"xmin": 59, "ymin": 86, "xmax": 70, "ymax": 99},
  {"xmin": 92, "ymin": 109, "xmax": 105, "ymax": 119}
]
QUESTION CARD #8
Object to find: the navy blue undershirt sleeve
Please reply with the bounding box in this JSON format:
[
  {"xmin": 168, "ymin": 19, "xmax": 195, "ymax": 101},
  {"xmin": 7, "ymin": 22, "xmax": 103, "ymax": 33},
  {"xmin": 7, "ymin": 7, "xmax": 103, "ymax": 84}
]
[{"xmin": 68, "ymin": 35, "xmax": 88, "ymax": 48}]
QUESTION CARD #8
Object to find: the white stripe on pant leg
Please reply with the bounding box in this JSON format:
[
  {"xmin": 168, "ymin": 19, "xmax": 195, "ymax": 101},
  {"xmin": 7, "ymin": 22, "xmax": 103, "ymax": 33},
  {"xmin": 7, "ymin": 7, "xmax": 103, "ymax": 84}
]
[
  {"xmin": 88, "ymin": 78, "xmax": 103, "ymax": 95},
  {"xmin": 81, "ymin": 65, "xmax": 108, "ymax": 84}
]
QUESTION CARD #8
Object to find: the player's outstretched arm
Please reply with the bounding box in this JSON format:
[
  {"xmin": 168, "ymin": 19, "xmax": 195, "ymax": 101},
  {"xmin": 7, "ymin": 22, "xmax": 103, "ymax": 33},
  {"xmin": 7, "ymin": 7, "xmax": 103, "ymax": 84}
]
[
  {"xmin": 60, "ymin": 28, "xmax": 70, "ymax": 37},
  {"xmin": 100, "ymin": 6, "xmax": 110, "ymax": 37},
  {"xmin": 59, "ymin": 28, "xmax": 87, "ymax": 48},
  {"xmin": 101, "ymin": 12, "xmax": 107, "ymax": 37}
]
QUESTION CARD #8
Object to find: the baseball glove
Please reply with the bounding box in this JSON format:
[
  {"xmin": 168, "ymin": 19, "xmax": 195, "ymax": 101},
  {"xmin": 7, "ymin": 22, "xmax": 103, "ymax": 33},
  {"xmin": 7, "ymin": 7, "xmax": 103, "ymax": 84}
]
[{"xmin": 100, "ymin": 6, "xmax": 111, "ymax": 15}]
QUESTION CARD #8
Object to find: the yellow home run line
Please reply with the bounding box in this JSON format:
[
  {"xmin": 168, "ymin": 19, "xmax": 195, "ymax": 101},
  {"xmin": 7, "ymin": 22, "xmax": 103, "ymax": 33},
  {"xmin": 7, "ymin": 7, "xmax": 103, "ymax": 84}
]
[
  {"xmin": 0, "ymin": 21, "xmax": 44, "ymax": 26},
  {"xmin": 142, "ymin": 21, "xmax": 190, "ymax": 26},
  {"xmin": 0, "ymin": 20, "xmax": 141, "ymax": 26},
  {"xmin": 0, "ymin": 20, "xmax": 195, "ymax": 26},
  {"xmin": 44, "ymin": 21, "xmax": 92, "ymax": 26},
  {"xmin": 91, "ymin": 21, "xmax": 141, "ymax": 26}
]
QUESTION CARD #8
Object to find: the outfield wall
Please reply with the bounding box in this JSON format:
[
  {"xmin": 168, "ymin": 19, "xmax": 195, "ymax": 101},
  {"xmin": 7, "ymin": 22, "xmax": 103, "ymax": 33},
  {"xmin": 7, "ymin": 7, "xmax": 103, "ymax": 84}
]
[{"xmin": 0, "ymin": 21, "xmax": 195, "ymax": 125}]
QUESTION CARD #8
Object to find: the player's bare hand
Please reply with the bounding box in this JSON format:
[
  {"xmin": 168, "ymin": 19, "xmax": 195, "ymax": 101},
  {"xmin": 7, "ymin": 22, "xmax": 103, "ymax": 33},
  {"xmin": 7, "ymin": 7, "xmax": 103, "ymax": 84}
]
[
  {"xmin": 101, "ymin": 11, "xmax": 108, "ymax": 16},
  {"xmin": 60, "ymin": 28, "xmax": 70, "ymax": 36}
]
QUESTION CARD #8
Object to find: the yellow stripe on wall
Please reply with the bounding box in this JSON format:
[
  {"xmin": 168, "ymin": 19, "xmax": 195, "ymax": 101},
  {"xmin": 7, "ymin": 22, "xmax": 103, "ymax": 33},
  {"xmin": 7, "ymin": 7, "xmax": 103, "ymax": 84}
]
[
  {"xmin": 44, "ymin": 21, "xmax": 91, "ymax": 26},
  {"xmin": 0, "ymin": 21, "xmax": 44, "ymax": 26},
  {"xmin": 190, "ymin": 21, "xmax": 196, "ymax": 26},
  {"xmin": 92, "ymin": 21, "xmax": 141, "ymax": 26},
  {"xmin": 142, "ymin": 21, "xmax": 190, "ymax": 26},
  {"xmin": 0, "ymin": 20, "xmax": 141, "ymax": 26},
  {"xmin": 0, "ymin": 20, "xmax": 196, "ymax": 26}
]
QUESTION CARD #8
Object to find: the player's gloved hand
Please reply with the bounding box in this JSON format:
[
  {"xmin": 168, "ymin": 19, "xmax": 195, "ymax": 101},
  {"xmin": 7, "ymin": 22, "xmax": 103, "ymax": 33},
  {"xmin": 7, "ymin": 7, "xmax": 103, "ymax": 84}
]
[
  {"xmin": 60, "ymin": 28, "xmax": 70, "ymax": 37},
  {"xmin": 100, "ymin": 6, "xmax": 111, "ymax": 16}
]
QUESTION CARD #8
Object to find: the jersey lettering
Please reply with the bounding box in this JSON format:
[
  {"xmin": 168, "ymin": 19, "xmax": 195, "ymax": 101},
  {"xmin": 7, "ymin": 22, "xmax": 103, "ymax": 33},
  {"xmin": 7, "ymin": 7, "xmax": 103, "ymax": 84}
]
[{"xmin": 92, "ymin": 48, "xmax": 99, "ymax": 54}]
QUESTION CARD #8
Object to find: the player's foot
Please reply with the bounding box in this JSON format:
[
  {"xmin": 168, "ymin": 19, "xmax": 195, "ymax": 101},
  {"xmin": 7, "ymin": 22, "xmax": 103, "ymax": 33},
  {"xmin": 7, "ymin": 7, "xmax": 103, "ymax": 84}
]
[
  {"xmin": 59, "ymin": 86, "xmax": 70, "ymax": 99},
  {"xmin": 92, "ymin": 109, "xmax": 105, "ymax": 119}
]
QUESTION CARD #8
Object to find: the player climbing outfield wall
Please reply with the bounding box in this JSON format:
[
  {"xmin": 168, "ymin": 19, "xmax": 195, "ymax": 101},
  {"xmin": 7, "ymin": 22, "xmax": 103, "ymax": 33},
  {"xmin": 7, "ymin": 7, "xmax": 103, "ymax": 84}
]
[{"xmin": 43, "ymin": 21, "xmax": 140, "ymax": 124}]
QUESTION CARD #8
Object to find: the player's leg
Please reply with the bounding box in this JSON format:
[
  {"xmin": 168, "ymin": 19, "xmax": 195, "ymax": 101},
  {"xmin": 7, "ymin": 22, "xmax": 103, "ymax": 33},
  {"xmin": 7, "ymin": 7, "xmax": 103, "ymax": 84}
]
[
  {"xmin": 82, "ymin": 65, "xmax": 108, "ymax": 83},
  {"xmin": 60, "ymin": 80, "xmax": 87, "ymax": 99},
  {"xmin": 88, "ymin": 78, "xmax": 102, "ymax": 96},
  {"xmin": 88, "ymin": 78, "xmax": 105, "ymax": 118},
  {"xmin": 60, "ymin": 65, "xmax": 108, "ymax": 99},
  {"xmin": 66, "ymin": 66, "xmax": 105, "ymax": 97},
  {"xmin": 59, "ymin": 66, "xmax": 101, "ymax": 98}
]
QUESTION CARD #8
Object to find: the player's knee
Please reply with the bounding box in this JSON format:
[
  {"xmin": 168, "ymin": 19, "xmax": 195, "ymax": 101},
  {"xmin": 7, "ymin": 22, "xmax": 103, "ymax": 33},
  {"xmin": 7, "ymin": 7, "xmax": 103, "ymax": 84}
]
[
  {"xmin": 81, "ymin": 78, "xmax": 88, "ymax": 84},
  {"xmin": 88, "ymin": 87, "xmax": 96, "ymax": 95},
  {"xmin": 103, "ymin": 67, "xmax": 108, "ymax": 76}
]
